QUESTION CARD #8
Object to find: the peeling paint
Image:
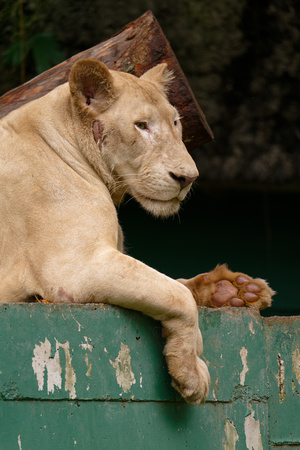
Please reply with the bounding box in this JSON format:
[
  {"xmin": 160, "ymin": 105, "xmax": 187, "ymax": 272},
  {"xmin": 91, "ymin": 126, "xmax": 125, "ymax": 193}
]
[
  {"xmin": 32, "ymin": 338, "xmax": 61, "ymax": 394},
  {"xmin": 224, "ymin": 419, "xmax": 239, "ymax": 449},
  {"xmin": 32, "ymin": 338, "xmax": 76, "ymax": 399},
  {"xmin": 213, "ymin": 377, "xmax": 219, "ymax": 401},
  {"xmin": 59, "ymin": 341, "xmax": 77, "ymax": 399},
  {"xmin": 85, "ymin": 354, "xmax": 92, "ymax": 378},
  {"xmin": 240, "ymin": 347, "xmax": 249, "ymax": 386},
  {"xmin": 110, "ymin": 342, "xmax": 136, "ymax": 393},
  {"xmin": 80, "ymin": 336, "xmax": 93, "ymax": 352},
  {"xmin": 244, "ymin": 407, "xmax": 263, "ymax": 450},
  {"xmin": 80, "ymin": 337, "xmax": 93, "ymax": 380},
  {"xmin": 276, "ymin": 353, "xmax": 286, "ymax": 403},
  {"xmin": 292, "ymin": 348, "xmax": 300, "ymax": 386},
  {"xmin": 249, "ymin": 321, "xmax": 255, "ymax": 335},
  {"xmin": 73, "ymin": 317, "xmax": 83, "ymax": 332}
]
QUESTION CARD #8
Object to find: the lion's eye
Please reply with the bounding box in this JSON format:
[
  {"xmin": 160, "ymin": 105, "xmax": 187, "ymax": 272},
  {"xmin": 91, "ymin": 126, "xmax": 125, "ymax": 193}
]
[
  {"xmin": 174, "ymin": 117, "xmax": 181, "ymax": 128},
  {"xmin": 135, "ymin": 122, "xmax": 148, "ymax": 130}
]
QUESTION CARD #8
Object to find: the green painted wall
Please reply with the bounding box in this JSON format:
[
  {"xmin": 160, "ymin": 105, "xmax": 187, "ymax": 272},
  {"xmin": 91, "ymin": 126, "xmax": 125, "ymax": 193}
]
[{"xmin": 1, "ymin": 304, "xmax": 299, "ymax": 449}]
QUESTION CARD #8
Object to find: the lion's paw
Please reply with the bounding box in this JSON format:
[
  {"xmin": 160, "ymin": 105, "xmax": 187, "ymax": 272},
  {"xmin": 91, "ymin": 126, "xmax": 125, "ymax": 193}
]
[
  {"xmin": 170, "ymin": 355, "xmax": 210, "ymax": 404},
  {"xmin": 178, "ymin": 264, "xmax": 275, "ymax": 310},
  {"xmin": 211, "ymin": 275, "xmax": 272, "ymax": 309}
]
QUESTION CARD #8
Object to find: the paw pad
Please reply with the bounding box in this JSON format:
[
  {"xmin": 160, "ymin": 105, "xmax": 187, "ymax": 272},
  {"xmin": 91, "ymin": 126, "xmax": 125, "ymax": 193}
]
[
  {"xmin": 211, "ymin": 276, "xmax": 263, "ymax": 308},
  {"xmin": 234, "ymin": 276, "xmax": 262, "ymax": 304}
]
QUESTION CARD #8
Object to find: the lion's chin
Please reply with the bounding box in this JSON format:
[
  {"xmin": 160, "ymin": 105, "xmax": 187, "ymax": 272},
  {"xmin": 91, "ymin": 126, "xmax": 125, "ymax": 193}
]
[{"xmin": 134, "ymin": 193, "xmax": 181, "ymax": 218}]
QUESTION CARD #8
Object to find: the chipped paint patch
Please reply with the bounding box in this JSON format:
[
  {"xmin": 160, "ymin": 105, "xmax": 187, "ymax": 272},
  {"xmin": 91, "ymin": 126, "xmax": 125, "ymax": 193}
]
[
  {"xmin": 140, "ymin": 373, "xmax": 143, "ymax": 388},
  {"xmin": 244, "ymin": 407, "xmax": 263, "ymax": 450},
  {"xmin": 240, "ymin": 347, "xmax": 249, "ymax": 386},
  {"xmin": 224, "ymin": 419, "xmax": 239, "ymax": 449},
  {"xmin": 85, "ymin": 354, "xmax": 92, "ymax": 378},
  {"xmin": 72, "ymin": 316, "xmax": 83, "ymax": 332},
  {"xmin": 32, "ymin": 338, "xmax": 76, "ymax": 399},
  {"xmin": 80, "ymin": 336, "xmax": 93, "ymax": 352},
  {"xmin": 32, "ymin": 338, "xmax": 61, "ymax": 394},
  {"xmin": 248, "ymin": 321, "xmax": 255, "ymax": 335},
  {"xmin": 80, "ymin": 337, "xmax": 93, "ymax": 380},
  {"xmin": 59, "ymin": 341, "xmax": 76, "ymax": 399},
  {"xmin": 292, "ymin": 348, "xmax": 300, "ymax": 385},
  {"xmin": 213, "ymin": 377, "xmax": 219, "ymax": 401},
  {"xmin": 276, "ymin": 353, "xmax": 286, "ymax": 403},
  {"xmin": 110, "ymin": 342, "xmax": 136, "ymax": 393},
  {"xmin": 17, "ymin": 435, "xmax": 22, "ymax": 450}
]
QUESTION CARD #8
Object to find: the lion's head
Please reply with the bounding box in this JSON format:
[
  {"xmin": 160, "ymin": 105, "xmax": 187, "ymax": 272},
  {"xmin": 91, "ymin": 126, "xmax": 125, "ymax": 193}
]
[{"xmin": 69, "ymin": 59, "xmax": 199, "ymax": 217}]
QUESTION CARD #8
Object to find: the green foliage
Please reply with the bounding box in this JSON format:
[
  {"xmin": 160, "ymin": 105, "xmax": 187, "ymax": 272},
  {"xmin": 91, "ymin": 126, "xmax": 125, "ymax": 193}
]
[
  {"xmin": 0, "ymin": 0, "xmax": 65, "ymax": 88},
  {"xmin": 3, "ymin": 32, "xmax": 64, "ymax": 74}
]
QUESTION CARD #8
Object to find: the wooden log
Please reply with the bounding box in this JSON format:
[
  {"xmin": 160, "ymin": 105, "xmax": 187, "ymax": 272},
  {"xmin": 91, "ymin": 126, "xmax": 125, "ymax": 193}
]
[{"xmin": 0, "ymin": 11, "xmax": 213, "ymax": 150}]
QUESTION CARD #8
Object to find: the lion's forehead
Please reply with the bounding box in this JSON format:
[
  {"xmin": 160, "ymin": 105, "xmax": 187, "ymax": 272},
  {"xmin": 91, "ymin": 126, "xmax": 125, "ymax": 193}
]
[
  {"xmin": 113, "ymin": 74, "xmax": 178, "ymax": 122},
  {"xmin": 133, "ymin": 102, "xmax": 177, "ymax": 123}
]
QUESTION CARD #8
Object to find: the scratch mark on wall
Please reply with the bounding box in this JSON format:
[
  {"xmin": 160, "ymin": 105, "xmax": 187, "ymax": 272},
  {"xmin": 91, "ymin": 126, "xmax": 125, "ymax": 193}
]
[
  {"xmin": 276, "ymin": 353, "xmax": 286, "ymax": 403},
  {"xmin": 110, "ymin": 342, "xmax": 136, "ymax": 393},
  {"xmin": 32, "ymin": 338, "xmax": 76, "ymax": 399},
  {"xmin": 244, "ymin": 406, "xmax": 263, "ymax": 450},
  {"xmin": 240, "ymin": 347, "xmax": 249, "ymax": 386},
  {"xmin": 224, "ymin": 419, "xmax": 239, "ymax": 449},
  {"xmin": 17, "ymin": 435, "xmax": 22, "ymax": 450},
  {"xmin": 292, "ymin": 348, "xmax": 300, "ymax": 386}
]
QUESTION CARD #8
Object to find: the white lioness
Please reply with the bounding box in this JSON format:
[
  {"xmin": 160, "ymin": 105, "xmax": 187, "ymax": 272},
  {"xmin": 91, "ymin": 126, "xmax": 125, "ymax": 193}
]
[{"xmin": 0, "ymin": 60, "xmax": 274, "ymax": 404}]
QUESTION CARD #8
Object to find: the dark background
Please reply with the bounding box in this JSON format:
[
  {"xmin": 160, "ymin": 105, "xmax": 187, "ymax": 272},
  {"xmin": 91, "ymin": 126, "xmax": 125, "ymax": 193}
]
[{"xmin": 1, "ymin": 0, "xmax": 299, "ymax": 315}]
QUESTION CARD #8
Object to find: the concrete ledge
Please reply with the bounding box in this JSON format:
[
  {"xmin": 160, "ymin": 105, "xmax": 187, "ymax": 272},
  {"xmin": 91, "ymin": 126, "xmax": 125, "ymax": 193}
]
[{"xmin": 0, "ymin": 304, "xmax": 299, "ymax": 449}]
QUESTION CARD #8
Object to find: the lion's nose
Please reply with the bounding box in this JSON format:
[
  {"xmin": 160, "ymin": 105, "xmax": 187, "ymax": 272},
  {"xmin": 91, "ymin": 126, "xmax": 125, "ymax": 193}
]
[{"xmin": 169, "ymin": 172, "xmax": 198, "ymax": 189}]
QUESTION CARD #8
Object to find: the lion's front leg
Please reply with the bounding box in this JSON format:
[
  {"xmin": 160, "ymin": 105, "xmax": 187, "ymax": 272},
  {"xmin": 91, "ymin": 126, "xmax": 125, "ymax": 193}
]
[
  {"xmin": 178, "ymin": 264, "xmax": 275, "ymax": 310},
  {"xmin": 162, "ymin": 318, "xmax": 210, "ymax": 403},
  {"xmin": 43, "ymin": 249, "xmax": 210, "ymax": 404},
  {"xmin": 97, "ymin": 251, "xmax": 211, "ymax": 404}
]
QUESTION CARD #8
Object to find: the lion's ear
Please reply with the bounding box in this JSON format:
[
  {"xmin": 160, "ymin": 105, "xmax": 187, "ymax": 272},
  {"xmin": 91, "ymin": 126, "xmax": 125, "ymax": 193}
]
[
  {"xmin": 69, "ymin": 59, "xmax": 115, "ymax": 113},
  {"xmin": 140, "ymin": 63, "xmax": 174, "ymax": 97}
]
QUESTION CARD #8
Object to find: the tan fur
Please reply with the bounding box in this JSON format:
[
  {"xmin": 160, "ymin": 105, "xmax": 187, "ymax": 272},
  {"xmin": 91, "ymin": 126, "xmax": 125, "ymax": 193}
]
[{"xmin": 0, "ymin": 60, "xmax": 209, "ymax": 404}]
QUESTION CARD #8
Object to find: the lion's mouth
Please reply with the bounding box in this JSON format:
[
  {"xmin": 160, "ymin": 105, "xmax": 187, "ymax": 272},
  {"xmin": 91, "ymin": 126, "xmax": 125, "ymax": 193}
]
[
  {"xmin": 134, "ymin": 192, "xmax": 179, "ymax": 204},
  {"xmin": 132, "ymin": 191, "xmax": 181, "ymax": 218}
]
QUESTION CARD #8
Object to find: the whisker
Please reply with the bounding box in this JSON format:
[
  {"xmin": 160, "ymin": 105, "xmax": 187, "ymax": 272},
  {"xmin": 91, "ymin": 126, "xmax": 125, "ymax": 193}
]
[{"xmin": 123, "ymin": 195, "xmax": 136, "ymax": 207}]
